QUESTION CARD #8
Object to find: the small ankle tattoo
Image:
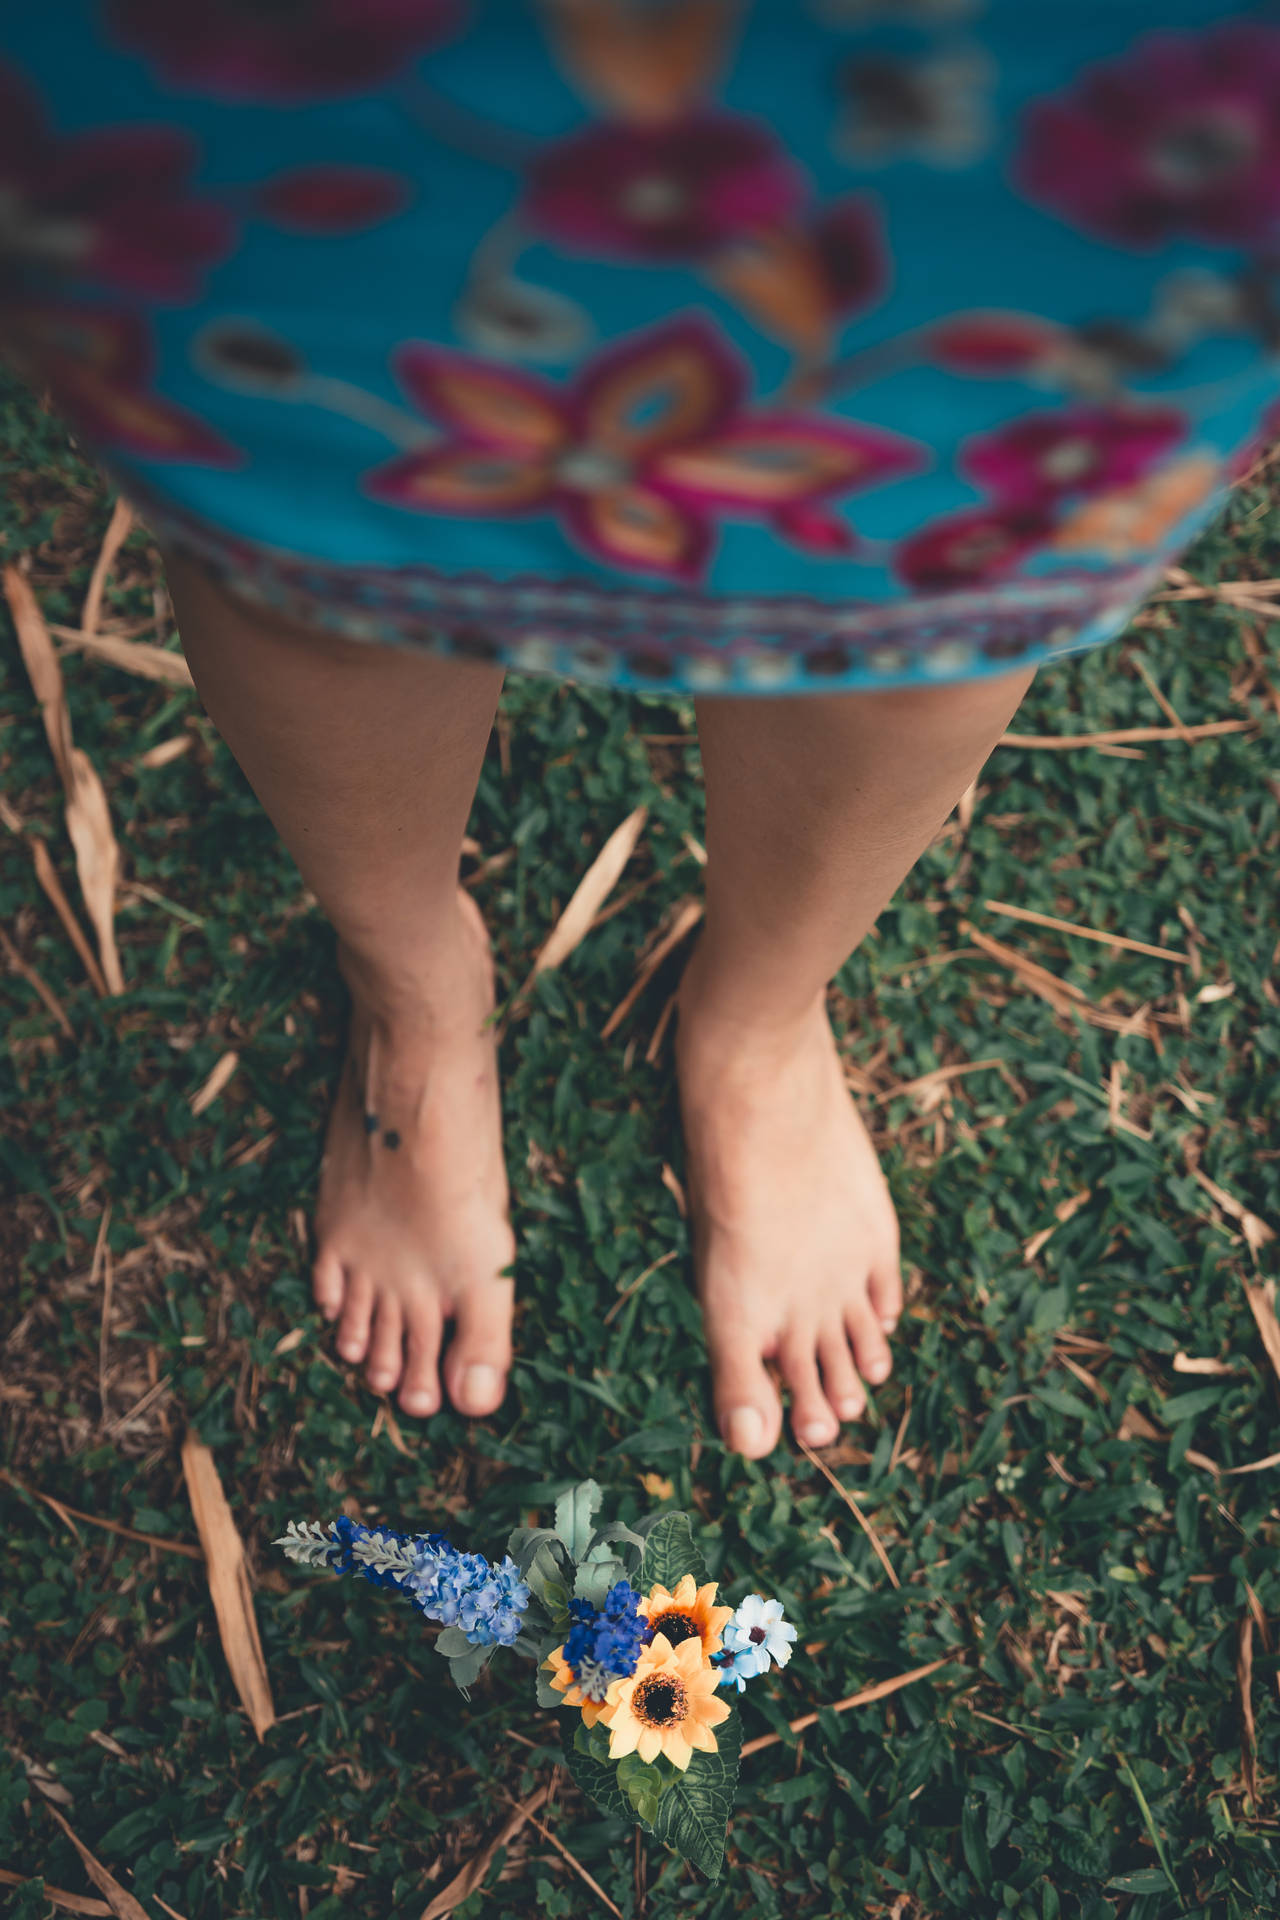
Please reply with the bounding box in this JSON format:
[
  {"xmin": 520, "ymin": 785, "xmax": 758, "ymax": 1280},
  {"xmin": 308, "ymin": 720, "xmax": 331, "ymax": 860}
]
[
  {"xmin": 364, "ymin": 1111, "xmax": 379, "ymax": 1134},
  {"xmin": 383, "ymin": 1129, "xmax": 401, "ymax": 1150}
]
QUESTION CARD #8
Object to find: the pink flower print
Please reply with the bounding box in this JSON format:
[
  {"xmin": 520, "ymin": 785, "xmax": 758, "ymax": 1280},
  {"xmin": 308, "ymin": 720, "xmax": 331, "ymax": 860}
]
[
  {"xmin": 105, "ymin": 0, "xmax": 462, "ymax": 102},
  {"xmin": 255, "ymin": 167, "xmax": 411, "ymax": 233},
  {"xmin": 928, "ymin": 311, "xmax": 1069, "ymax": 377},
  {"xmin": 1015, "ymin": 23, "xmax": 1280, "ymax": 249},
  {"xmin": 364, "ymin": 315, "xmax": 923, "ymax": 582},
  {"xmin": 961, "ymin": 406, "xmax": 1186, "ymax": 504},
  {"xmin": 894, "ymin": 504, "xmax": 1051, "ymax": 592},
  {"xmin": 0, "ymin": 67, "xmax": 232, "ymax": 302},
  {"xmin": 5, "ymin": 301, "xmax": 242, "ymax": 467},
  {"xmin": 524, "ymin": 113, "xmax": 807, "ymax": 261}
]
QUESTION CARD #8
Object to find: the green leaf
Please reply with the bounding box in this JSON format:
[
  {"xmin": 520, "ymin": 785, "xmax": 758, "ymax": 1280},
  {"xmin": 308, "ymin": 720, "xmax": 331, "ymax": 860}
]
[
  {"xmin": 638, "ymin": 1512, "xmax": 708, "ymax": 1592},
  {"xmin": 1055, "ymin": 1830, "xmax": 1111, "ymax": 1879},
  {"xmin": 561, "ymin": 1715, "xmax": 644, "ymax": 1828},
  {"xmin": 445, "ymin": 1642, "xmax": 495, "ymax": 1692},
  {"xmin": 554, "ymin": 1480, "xmax": 603, "ymax": 1560},
  {"xmin": 961, "ymin": 1797, "xmax": 992, "ymax": 1884},
  {"xmin": 536, "ymin": 1665, "xmax": 565, "ymax": 1710},
  {"xmin": 434, "ymin": 1626, "xmax": 473, "ymax": 1660},
  {"xmin": 1105, "ymin": 1870, "xmax": 1175, "ymax": 1893},
  {"xmin": 650, "ymin": 1705, "xmax": 742, "ymax": 1881},
  {"xmin": 584, "ymin": 1521, "xmax": 646, "ymax": 1578},
  {"xmin": 524, "ymin": 1541, "xmax": 573, "ymax": 1617}
]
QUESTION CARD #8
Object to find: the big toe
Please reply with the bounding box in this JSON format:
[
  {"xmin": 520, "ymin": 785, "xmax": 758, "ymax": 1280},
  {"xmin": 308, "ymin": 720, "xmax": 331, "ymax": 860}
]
[
  {"xmin": 445, "ymin": 1282, "xmax": 514, "ymax": 1417},
  {"xmin": 708, "ymin": 1327, "xmax": 782, "ymax": 1460}
]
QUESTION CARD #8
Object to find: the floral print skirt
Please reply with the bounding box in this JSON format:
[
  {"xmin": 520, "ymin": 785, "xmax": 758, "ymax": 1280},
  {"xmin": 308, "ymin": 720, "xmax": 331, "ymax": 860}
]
[{"xmin": 3, "ymin": 1, "xmax": 1279, "ymax": 695}]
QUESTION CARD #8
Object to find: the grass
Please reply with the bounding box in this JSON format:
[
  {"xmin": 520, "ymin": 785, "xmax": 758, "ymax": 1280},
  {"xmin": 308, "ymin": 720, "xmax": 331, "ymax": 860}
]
[{"xmin": 1, "ymin": 363, "xmax": 1279, "ymax": 1920}]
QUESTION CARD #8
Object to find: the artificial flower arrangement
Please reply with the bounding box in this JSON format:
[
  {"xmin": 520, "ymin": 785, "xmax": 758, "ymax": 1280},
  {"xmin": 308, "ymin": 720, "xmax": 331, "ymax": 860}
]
[{"xmin": 276, "ymin": 1479, "xmax": 795, "ymax": 1879}]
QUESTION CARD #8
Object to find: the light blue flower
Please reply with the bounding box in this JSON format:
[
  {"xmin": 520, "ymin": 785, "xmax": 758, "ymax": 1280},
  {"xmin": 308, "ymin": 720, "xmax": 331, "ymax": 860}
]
[
  {"xmin": 723, "ymin": 1594, "xmax": 798, "ymax": 1670},
  {"xmin": 713, "ymin": 1641, "xmax": 770, "ymax": 1691}
]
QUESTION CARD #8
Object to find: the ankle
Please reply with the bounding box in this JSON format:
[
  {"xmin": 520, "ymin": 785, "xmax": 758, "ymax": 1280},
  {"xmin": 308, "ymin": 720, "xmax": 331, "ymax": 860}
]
[
  {"xmin": 677, "ymin": 943, "xmax": 825, "ymax": 1054},
  {"xmin": 335, "ymin": 896, "xmax": 490, "ymax": 1027}
]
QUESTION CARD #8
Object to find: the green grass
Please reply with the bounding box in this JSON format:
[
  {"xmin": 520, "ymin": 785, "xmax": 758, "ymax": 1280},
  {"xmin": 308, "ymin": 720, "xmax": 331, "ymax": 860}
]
[{"xmin": 1, "ymin": 364, "xmax": 1278, "ymax": 1920}]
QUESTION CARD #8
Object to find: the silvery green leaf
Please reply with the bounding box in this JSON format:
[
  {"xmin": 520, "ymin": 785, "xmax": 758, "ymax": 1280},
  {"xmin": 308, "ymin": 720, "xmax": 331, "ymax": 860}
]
[
  {"xmin": 536, "ymin": 1664, "xmax": 566, "ymax": 1709},
  {"xmin": 583, "ymin": 1522, "xmax": 645, "ymax": 1577},
  {"xmin": 434, "ymin": 1625, "xmax": 474, "ymax": 1660},
  {"xmin": 524, "ymin": 1541, "xmax": 573, "ymax": 1615},
  {"xmin": 447, "ymin": 1641, "xmax": 495, "ymax": 1692},
  {"xmin": 554, "ymin": 1480, "xmax": 603, "ymax": 1561},
  {"xmin": 274, "ymin": 1520, "xmax": 342, "ymax": 1568},
  {"xmin": 349, "ymin": 1529, "xmax": 419, "ymax": 1584},
  {"xmin": 573, "ymin": 1554, "xmax": 626, "ymax": 1610},
  {"xmin": 510, "ymin": 1527, "xmax": 573, "ymax": 1579}
]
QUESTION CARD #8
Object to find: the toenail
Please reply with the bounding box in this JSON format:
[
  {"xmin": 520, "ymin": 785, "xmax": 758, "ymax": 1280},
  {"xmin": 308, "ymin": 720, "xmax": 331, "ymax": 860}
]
[
  {"xmin": 368, "ymin": 1371, "xmax": 394, "ymax": 1391},
  {"xmin": 880, "ymin": 1315, "xmax": 898, "ymax": 1334},
  {"xmin": 836, "ymin": 1396, "xmax": 864, "ymax": 1420},
  {"xmin": 338, "ymin": 1341, "xmax": 363, "ymax": 1361},
  {"xmin": 724, "ymin": 1406, "xmax": 765, "ymax": 1454},
  {"xmin": 798, "ymin": 1421, "xmax": 835, "ymax": 1447},
  {"xmin": 320, "ymin": 1301, "xmax": 340, "ymax": 1321},
  {"xmin": 401, "ymin": 1391, "xmax": 437, "ymax": 1417},
  {"xmin": 866, "ymin": 1357, "xmax": 891, "ymax": 1383},
  {"xmin": 462, "ymin": 1363, "xmax": 500, "ymax": 1411}
]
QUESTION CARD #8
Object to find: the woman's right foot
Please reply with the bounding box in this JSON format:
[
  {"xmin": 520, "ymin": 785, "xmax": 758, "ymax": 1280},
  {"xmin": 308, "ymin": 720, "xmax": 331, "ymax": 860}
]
[{"xmin": 310, "ymin": 889, "xmax": 516, "ymax": 1420}]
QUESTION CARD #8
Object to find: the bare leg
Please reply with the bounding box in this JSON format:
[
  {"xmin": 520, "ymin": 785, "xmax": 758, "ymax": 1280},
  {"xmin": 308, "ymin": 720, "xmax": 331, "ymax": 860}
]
[
  {"xmin": 681, "ymin": 666, "xmax": 1036, "ymax": 1457},
  {"xmin": 166, "ymin": 552, "xmax": 514, "ymax": 1419}
]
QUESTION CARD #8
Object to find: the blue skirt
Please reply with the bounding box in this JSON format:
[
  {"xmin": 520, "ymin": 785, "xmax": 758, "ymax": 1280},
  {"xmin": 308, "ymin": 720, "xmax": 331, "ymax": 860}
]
[{"xmin": 2, "ymin": 0, "xmax": 1277, "ymax": 693}]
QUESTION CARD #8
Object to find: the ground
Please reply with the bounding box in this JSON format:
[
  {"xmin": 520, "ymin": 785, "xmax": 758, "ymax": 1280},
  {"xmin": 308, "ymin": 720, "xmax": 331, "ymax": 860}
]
[{"xmin": 1, "ymin": 366, "xmax": 1278, "ymax": 1919}]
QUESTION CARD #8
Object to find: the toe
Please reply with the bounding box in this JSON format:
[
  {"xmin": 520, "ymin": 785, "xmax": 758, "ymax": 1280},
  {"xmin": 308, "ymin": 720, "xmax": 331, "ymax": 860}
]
[
  {"xmin": 312, "ymin": 1248, "xmax": 344, "ymax": 1323},
  {"xmin": 335, "ymin": 1270, "xmax": 374, "ymax": 1366},
  {"xmin": 707, "ymin": 1327, "xmax": 781, "ymax": 1459},
  {"xmin": 399, "ymin": 1300, "xmax": 443, "ymax": 1418},
  {"xmin": 445, "ymin": 1283, "xmax": 513, "ymax": 1417},
  {"xmin": 365, "ymin": 1296, "xmax": 404, "ymax": 1396},
  {"xmin": 866, "ymin": 1249, "xmax": 903, "ymax": 1336},
  {"xmin": 818, "ymin": 1325, "xmax": 865, "ymax": 1423},
  {"xmin": 847, "ymin": 1298, "xmax": 893, "ymax": 1388},
  {"xmin": 780, "ymin": 1330, "xmax": 839, "ymax": 1448}
]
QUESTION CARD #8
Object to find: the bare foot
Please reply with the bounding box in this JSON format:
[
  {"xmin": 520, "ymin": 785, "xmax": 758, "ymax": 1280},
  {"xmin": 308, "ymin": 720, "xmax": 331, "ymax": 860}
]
[
  {"xmin": 310, "ymin": 890, "xmax": 516, "ymax": 1419},
  {"xmin": 676, "ymin": 953, "xmax": 903, "ymax": 1459}
]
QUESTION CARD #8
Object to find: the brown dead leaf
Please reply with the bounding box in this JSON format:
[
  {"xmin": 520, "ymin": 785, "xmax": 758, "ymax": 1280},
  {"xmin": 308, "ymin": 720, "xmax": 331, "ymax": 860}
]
[
  {"xmin": 529, "ymin": 805, "xmax": 647, "ymax": 978},
  {"xmin": 1172, "ymin": 1351, "xmax": 1235, "ymax": 1375},
  {"xmin": 27, "ymin": 836, "xmax": 108, "ymax": 994},
  {"xmin": 136, "ymin": 733, "xmax": 193, "ymax": 770},
  {"xmin": 0, "ymin": 1868, "xmax": 109, "ymax": 1915},
  {"xmin": 1117, "ymin": 1406, "xmax": 1163, "ymax": 1442},
  {"xmin": 419, "ymin": 1784, "xmax": 550, "ymax": 1920},
  {"xmin": 4, "ymin": 566, "xmax": 124, "ymax": 993},
  {"xmin": 80, "ymin": 496, "xmax": 134, "ymax": 639},
  {"xmin": 660, "ymin": 1162, "xmax": 687, "ymax": 1216},
  {"xmin": 180, "ymin": 1435, "xmax": 276, "ymax": 1739},
  {"xmin": 189, "ymin": 1049, "xmax": 240, "ymax": 1117},
  {"xmin": 42, "ymin": 1805, "xmax": 149, "ymax": 1920},
  {"xmin": 371, "ymin": 1397, "xmax": 413, "ymax": 1455},
  {"xmin": 272, "ymin": 1327, "xmax": 306, "ymax": 1357}
]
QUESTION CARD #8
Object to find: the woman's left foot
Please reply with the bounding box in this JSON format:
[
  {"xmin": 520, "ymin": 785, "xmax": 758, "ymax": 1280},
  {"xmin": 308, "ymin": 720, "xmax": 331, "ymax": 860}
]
[{"xmin": 676, "ymin": 954, "xmax": 903, "ymax": 1458}]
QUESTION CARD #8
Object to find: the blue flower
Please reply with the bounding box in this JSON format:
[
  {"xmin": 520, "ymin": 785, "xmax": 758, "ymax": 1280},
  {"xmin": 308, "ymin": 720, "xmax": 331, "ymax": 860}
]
[
  {"xmin": 326, "ymin": 1521, "xmax": 531, "ymax": 1649},
  {"xmin": 711, "ymin": 1641, "xmax": 770, "ymax": 1692},
  {"xmin": 723, "ymin": 1594, "xmax": 797, "ymax": 1670},
  {"xmin": 562, "ymin": 1581, "xmax": 645, "ymax": 1687}
]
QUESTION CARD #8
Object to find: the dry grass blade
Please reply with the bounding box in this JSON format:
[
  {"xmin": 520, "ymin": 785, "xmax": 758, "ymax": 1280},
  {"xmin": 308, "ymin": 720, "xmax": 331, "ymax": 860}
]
[
  {"xmin": 93, "ymin": 1206, "xmax": 113, "ymax": 1422},
  {"xmin": 518, "ymin": 1803, "xmax": 624, "ymax": 1919},
  {"xmin": 0, "ymin": 1467, "xmax": 208, "ymax": 1556},
  {"xmin": 4, "ymin": 566, "xmax": 124, "ymax": 993},
  {"xmin": 1172, "ymin": 1352, "xmax": 1235, "ymax": 1375},
  {"xmin": 42, "ymin": 1806, "xmax": 149, "ymax": 1920},
  {"xmin": 0, "ymin": 1866, "xmax": 111, "ymax": 1915},
  {"xmin": 602, "ymin": 896, "xmax": 703, "ymax": 1039},
  {"xmin": 80, "ymin": 496, "xmax": 134, "ymax": 639},
  {"xmin": 50, "ymin": 624, "xmax": 195, "ymax": 688},
  {"xmin": 960, "ymin": 922, "xmax": 1155, "ymax": 1037},
  {"xmin": 0, "ymin": 921, "xmax": 73, "ymax": 1035},
  {"xmin": 799, "ymin": 1438, "xmax": 900, "ymax": 1589},
  {"xmin": 1241, "ymin": 1278, "xmax": 1280, "ymax": 1386},
  {"xmin": 1239, "ymin": 1614, "xmax": 1258, "ymax": 1808},
  {"xmin": 531, "ymin": 805, "xmax": 648, "ymax": 977},
  {"xmin": 419, "ymin": 1784, "xmax": 550, "ymax": 1920},
  {"xmin": 983, "ymin": 899, "xmax": 1189, "ymax": 965},
  {"xmin": 740, "ymin": 1657, "xmax": 952, "ymax": 1756},
  {"xmin": 602, "ymin": 1248, "xmax": 679, "ymax": 1326},
  {"xmin": 180, "ymin": 1435, "xmax": 277, "ymax": 1739},
  {"xmin": 998, "ymin": 719, "xmax": 1251, "ymax": 749},
  {"xmin": 28, "ymin": 837, "xmax": 108, "ymax": 995},
  {"xmin": 874, "ymin": 1057, "xmax": 1004, "ymax": 1110},
  {"xmin": 189, "ymin": 1049, "xmax": 240, "ymax": 1117}
]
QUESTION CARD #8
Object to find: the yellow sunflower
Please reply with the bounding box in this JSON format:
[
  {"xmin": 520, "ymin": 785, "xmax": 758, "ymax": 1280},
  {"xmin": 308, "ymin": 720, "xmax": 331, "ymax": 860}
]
[
  {"xmin": 543, "ymin": 1644, "xmax": 609, "ymax": 1728},
  {"xmin": 638, "ymin": 1573, "xmax": 733, "ymax": 1659},
  {"xmin": 598, "ymin": 1632, "xmax": 731, "ymax": 1771}
]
